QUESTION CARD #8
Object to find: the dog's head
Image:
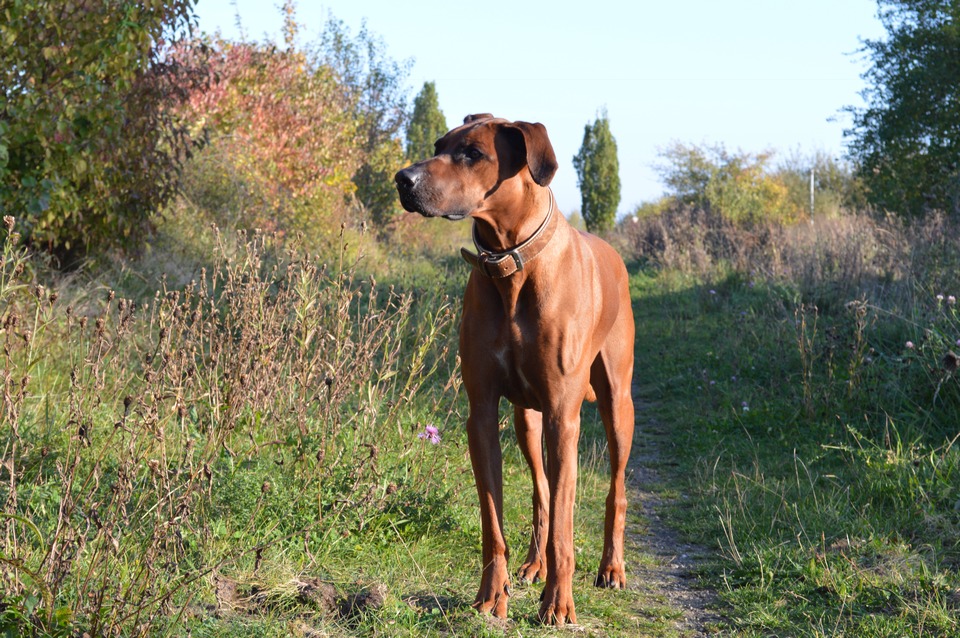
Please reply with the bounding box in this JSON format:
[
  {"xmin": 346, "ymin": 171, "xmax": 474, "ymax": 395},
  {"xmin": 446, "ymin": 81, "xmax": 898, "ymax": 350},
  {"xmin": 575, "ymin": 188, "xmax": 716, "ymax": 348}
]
[{"xmin": 395, "ymin": 114, "xmax": 558, "ymax": 220}]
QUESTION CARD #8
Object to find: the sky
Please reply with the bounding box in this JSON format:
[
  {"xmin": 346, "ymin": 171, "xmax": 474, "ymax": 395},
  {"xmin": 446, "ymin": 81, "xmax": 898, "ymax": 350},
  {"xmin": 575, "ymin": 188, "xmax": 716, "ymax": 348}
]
[{"xmin": 194, "ymin": 1, "xmax": 888, "ymax": 217}]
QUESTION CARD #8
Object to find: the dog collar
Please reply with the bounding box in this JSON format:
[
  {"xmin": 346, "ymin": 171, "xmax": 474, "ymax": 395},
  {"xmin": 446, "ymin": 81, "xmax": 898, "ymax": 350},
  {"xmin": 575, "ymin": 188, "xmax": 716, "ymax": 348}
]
[{"xmin": 460, "ymin": 190, "xmax": 557, "ymax": 278}]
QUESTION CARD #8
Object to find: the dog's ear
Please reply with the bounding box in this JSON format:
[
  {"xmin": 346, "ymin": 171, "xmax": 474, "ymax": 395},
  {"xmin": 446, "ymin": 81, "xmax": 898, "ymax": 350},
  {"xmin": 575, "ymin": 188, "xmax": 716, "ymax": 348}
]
[
  {"xmin": 502, "ymin": 121, "xmax": 558, "ymax": 186},
  {"xmin": 464, "ymin": 113, "xmax": 494, "ymax": 124}
]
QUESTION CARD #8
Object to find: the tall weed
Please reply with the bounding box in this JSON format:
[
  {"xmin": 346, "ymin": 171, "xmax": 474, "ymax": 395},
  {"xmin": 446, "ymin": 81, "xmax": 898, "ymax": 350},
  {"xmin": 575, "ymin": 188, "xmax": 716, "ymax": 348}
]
[{"xmin": 0, "ymin": 219, "xmax": 457, "ymax": 635}]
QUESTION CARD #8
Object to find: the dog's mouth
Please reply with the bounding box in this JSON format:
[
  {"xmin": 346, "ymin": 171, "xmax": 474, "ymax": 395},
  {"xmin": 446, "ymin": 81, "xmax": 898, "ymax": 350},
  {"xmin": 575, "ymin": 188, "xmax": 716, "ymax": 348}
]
[
  {"xmin": 395, "ymin": 173, "xmax": 471, "ymax": 221},
  {"xmin": 399, "ymin": 192, "xmax": 470, "ymax": 221}
]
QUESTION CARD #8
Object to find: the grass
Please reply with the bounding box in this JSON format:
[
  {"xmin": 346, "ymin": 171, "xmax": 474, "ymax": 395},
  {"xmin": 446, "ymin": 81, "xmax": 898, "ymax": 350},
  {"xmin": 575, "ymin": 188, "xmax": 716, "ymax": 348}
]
[
  {"xmin": 628, "ymin": 214, "xmax": 960, "ymax": 636},
  {"xmin": 0, "ymin": 219, "xmax": 684, "ymax": 637},
  {"xmin": 6, "ymin": 204, "xmax": 960, "ymax": 636}
]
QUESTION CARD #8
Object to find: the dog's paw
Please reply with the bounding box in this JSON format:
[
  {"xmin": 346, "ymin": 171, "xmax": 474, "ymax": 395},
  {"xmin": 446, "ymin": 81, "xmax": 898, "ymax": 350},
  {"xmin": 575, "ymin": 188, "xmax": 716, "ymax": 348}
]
[
  {"xmin": 472, "ymin": 574, "xmax": 510, "ymax": 618},
  {"xmin": 538, "ymin": 585, "xmax": 577, "ymax": 626},
  {"xmin": 516, "ymin": 559, "xmax": 546, "ymax": 585},
  {"xmin": 594, "ymin": 561, "xmax": 627, "ymax": 589}
]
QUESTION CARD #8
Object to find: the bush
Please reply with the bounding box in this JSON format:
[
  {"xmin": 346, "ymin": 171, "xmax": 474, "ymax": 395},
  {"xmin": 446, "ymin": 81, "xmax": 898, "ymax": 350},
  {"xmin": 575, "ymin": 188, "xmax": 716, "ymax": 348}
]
[
  {"xmin": 0, "ymin": 0, "xmax": 205, "ymax": 262},
  {"xmin": 167, "ymin": 12, "xmax": 412, "ymax": 249},
  {"xmin": 654, "ymin": 143, "xmax": 865, "ymax": 226}
]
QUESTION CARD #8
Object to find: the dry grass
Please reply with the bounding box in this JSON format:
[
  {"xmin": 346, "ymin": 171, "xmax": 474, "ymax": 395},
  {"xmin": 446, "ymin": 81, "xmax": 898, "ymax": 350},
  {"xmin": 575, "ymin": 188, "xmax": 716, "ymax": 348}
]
[
  {"xmin": 616, "ymin": 207, "xmax": 960, "ymax": 314},
  {"xmin": 0, "ymin": 220, "xmax": 458, "ymax": 635}
]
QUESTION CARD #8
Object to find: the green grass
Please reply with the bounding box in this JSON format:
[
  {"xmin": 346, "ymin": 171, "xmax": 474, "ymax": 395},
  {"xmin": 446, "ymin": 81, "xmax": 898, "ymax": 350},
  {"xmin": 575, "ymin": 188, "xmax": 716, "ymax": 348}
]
[
  {"xmin": 631, "ymin": 264, "xmax": 960, "ymax": 636},
  {"xmin": 0, "ymin": 228, "xmax": 684, "ymax": 637},
  {"xmin": 7, "ymin": 215, "xmax": 960, "ymax": 636}
]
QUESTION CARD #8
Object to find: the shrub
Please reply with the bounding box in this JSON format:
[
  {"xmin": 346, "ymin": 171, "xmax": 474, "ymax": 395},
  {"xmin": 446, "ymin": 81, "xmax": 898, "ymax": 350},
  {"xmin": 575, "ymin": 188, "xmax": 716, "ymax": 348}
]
[
  {"xmin": 617, "ymin": 207, "xmax": 960, "ymax": 316},
  {"xmin": 0, "ymin": 0, "xmax": 206, "ymax": 262},
  {"xmin": 172, "ymin": 34, "xmax": 363, "ymax": 246},
  {"xmin": 654, "ymin": 144, "xmax": 865, "ymax": 226}
]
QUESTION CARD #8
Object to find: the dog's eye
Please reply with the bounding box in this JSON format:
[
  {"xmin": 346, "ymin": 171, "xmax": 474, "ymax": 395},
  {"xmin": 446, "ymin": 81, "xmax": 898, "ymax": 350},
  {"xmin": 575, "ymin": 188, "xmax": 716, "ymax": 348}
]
[{"xmin": 463, "ymin": 147, "xmax": 484, "ymax": 161}]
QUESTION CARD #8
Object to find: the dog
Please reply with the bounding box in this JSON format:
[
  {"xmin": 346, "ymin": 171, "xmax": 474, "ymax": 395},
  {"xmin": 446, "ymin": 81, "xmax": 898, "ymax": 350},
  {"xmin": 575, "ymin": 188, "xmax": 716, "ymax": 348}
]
[{"xmin": 395, "ymin": 114, "xmax": 634, "ymax": 625}]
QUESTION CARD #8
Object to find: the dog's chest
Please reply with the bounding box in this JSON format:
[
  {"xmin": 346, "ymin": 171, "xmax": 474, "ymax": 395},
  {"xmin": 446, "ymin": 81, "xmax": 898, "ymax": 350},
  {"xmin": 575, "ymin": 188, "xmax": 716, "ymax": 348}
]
[
  {"xmin": 462, "ymin": 274, "xmax": 585, "ymax": 409},
  {"xmin": 490, "ymin": 338, "xmax": 537, "ymax": 406},
  {"xmin": 487, "ymin": 313, "xmax": 559, "ymax": 407}
]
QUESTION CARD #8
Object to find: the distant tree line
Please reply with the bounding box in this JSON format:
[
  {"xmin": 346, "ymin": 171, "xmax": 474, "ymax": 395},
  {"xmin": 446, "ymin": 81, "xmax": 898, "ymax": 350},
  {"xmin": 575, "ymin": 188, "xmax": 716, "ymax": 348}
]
[
  {"xmin": 631, "ymin": 0, "xmax": 960, "ymax": 226},
  {"xmin": 2, "ymin": 0, "xmax": 956, "ymax": 263},
  {"xmin": 0, "ymin": 0, "xmax": 450, "ymax": 262}
]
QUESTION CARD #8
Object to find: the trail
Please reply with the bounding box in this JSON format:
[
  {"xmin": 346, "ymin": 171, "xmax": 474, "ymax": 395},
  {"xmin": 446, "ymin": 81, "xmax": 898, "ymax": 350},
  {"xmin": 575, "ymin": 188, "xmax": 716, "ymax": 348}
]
[{"xmin": 623, "ymin": 392, "xmax": 724, "ymax": 636}]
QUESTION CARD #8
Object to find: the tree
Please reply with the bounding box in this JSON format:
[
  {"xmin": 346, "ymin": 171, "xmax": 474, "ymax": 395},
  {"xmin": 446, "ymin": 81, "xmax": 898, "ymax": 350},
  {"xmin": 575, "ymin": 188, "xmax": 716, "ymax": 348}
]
[
  {"xmin": 317, "ymin": 16, "xmax": 411, "ymax": 225},
  {"xmin": 0, "ymin": 0, "xmax": 205, "ymax": 262},
  {"xmin": 655, "ymin": 142, "xmax": 847, "ymax": 224},
  {"xmin": 406, "ymin": 82, "xmax": 447, "ymax": 161},
  {"xmin": 174, "ymin": 34, "xmax": 364, "ymax": 241},
  {"xmin": 655, "ymin": 142, "xmax": 715, "ymax": 209},
  {"xmin": 846, "ymin": 1, "xmax": 960, "ymax": 216},
  {"xmin": 573, "ymin": 111, "xmax": 621, "ymax": 233}
]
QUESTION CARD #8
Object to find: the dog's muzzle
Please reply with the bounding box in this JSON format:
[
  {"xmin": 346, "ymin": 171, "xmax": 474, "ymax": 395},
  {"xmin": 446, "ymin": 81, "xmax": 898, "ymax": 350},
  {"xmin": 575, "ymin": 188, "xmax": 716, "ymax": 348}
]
[{"xmin": 394, "ymin": 166, "xmax": 422, "ymax": 213}]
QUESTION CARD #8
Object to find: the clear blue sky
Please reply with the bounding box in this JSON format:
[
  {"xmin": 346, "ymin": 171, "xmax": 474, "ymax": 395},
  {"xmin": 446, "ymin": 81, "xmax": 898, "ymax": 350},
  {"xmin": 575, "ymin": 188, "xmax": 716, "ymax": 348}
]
[{"xmin": 194, "ymin": 1, "xmax": 887, "ymax": 217}]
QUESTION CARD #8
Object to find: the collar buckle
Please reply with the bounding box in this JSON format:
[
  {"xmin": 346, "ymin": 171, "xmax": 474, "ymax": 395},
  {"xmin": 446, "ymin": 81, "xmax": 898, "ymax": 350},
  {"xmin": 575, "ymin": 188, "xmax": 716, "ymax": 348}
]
[{"xmin": 461, "ymin": 189, "xmax": 555, "ymax": 279}]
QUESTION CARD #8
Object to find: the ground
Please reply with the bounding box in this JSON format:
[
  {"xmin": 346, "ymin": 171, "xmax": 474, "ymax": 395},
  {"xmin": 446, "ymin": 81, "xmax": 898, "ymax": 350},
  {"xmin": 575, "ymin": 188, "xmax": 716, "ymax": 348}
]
[{"xmin": 624, "ymin": 394, "xmax": 725, "ymax": 637}]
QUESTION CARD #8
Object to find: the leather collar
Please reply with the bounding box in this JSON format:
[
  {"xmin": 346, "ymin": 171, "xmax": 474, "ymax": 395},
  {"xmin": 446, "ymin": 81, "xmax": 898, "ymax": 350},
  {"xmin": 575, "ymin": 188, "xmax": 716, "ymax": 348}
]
[{"xmin": 460, "ymin": 190, "xmax": 557, "ymax": 278}]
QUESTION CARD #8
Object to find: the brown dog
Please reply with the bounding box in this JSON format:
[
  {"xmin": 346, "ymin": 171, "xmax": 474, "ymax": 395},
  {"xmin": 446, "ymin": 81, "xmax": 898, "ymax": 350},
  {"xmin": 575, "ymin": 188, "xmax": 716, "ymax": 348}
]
[{"xmin": 395, "ymin": 114, "xmax": 634, "ymax": 625}]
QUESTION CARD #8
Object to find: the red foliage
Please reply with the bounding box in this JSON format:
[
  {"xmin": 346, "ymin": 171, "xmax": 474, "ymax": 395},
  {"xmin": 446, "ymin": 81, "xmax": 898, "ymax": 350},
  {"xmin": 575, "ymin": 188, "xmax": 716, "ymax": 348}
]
[{"xmin": 176, "ymin": 38, "xmax": 364, "ymax": 221}]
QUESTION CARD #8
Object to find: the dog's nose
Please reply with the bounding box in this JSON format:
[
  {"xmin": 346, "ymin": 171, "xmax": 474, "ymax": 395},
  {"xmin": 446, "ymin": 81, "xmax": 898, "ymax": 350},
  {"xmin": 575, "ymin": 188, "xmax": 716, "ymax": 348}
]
[{"xmin": 395, "ymin": 167, "xmax": 419, "ymax": 191}]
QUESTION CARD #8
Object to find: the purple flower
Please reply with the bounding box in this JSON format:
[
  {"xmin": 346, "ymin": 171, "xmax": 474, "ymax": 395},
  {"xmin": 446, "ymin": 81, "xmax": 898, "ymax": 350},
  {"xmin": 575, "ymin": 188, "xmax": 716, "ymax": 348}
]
[
  {"xmin": 906, "ymin": 341, "xmax": 915, "ymax": 350},
  {"xmin": 418, "ymin": 424, "xmax": 441, "ymax": 445},
  {"xmin": 741, "ymin": 401, "xmax": 750, "ymax": 412},
  {"xmin": 709, "ymin": 289, "xmax": 717, "ymax": 295}
]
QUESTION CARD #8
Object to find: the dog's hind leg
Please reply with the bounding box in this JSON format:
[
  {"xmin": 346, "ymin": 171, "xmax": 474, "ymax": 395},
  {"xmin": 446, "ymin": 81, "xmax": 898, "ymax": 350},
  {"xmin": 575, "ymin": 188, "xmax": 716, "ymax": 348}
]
[
  {"xmin": 514, "ymin": 405, "xmax": 549, "ymax": 584},
  {"xmin": 590, "ymin": 324, "xmax": 635, "ymax": 589}
]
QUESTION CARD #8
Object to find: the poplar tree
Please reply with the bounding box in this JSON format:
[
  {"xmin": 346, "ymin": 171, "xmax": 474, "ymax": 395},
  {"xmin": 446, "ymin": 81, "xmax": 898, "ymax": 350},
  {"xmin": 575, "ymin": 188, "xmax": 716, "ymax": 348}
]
[
  {"xmin": 573, "ymin": 111, "xmax": 621, "ymax": 233},
  {"xmin": 405, "ymin": 82, "xmax": 447, "ymax": 161}
]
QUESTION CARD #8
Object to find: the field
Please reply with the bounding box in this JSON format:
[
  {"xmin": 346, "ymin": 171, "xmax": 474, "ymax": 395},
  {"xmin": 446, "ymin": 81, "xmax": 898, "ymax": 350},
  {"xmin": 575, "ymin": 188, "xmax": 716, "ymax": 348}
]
[{"xmin": 4, "ymin": 207, "xmax": 960, "ymax": 637}]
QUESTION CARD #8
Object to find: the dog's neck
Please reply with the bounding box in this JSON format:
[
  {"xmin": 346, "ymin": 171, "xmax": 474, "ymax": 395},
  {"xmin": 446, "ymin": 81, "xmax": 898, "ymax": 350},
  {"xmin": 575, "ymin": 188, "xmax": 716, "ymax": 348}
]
[
  {"xmin": 471, "ymin": 187, "xmax": 554, "ymax": 254},
  {"xmin": 461, "ymin": 188, "xmax": 558, "ymax": 280}
]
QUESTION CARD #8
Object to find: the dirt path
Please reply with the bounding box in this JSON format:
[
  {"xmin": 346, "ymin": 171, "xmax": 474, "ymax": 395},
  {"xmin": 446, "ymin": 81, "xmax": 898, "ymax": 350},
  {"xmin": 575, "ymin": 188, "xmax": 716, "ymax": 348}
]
[{"xmin": 624, "ymin": 397, "xmax": 724, "ymax": 636}]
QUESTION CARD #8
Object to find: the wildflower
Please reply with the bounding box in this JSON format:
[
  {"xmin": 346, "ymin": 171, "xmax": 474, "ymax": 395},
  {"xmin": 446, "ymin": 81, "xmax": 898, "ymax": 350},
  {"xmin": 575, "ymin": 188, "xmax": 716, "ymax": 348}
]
[
  {"xmin": 741, "ymin": 401, "xmax": 750, "ymax": 412},
  {"xmin": 709, "ymin": 289, "xmax": 716, "ymax": 295},
  {"xmin": 937, "ymin": 294, "xmax": 945, "ymax": 302},
  {"xmin": 950, "ymin": 296, "xmax": 957, "ymax": 306},
  {"xmin": 709, "ymin": 380, "xmax": 716, "ymax": 386},
  {"xmin": 906, "ymin": 341, "xmax": 915, "ymax": 349},
  {"xmin": 418, "ymin": 424, "xmax": 441, "ymax": 445}
]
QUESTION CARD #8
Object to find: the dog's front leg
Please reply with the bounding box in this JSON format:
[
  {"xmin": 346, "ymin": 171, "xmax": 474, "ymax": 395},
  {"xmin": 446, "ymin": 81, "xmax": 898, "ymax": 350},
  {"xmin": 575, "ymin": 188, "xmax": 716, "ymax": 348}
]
[
  {"xmin": 466, "ymin": 399, "xmax": 511, "ymax": 618},
  {"xmin": 515, "ymin": 405, "xmax": 549, "ymax": 585},
  {"xmin": 539, "ymin": 405, "xmax": 581, "ymax": 626}
]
